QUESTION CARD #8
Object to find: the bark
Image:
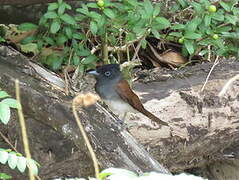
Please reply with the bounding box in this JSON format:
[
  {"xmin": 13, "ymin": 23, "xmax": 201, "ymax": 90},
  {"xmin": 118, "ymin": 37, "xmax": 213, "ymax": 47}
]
[
  {"xmin": 0, "ymin": 45, "xmax": 169, "ymax": 179},
  {"xmin": 128, "ymin": 59, "xmax": 239, "ymax": 180},
  {"xmin": 1, "ymin": 45, "xmax": 239, "ymax": 180}
]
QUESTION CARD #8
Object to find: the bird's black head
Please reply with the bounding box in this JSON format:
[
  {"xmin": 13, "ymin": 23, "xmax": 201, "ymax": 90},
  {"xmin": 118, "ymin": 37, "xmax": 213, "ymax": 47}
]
[{"xmin": 88, "ymin": 64, "xmax": 122, "ymax": 82}]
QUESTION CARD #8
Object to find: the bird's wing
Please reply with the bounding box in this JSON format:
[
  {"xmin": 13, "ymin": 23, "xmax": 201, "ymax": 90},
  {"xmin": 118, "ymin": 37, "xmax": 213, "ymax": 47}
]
[
  {"xmin": 115, "ymin": 80, "xmax": 145, "ymax": 111},
  {"xmin": 115, "ymin": 80, "xmax": 168, "ymax": 126}
]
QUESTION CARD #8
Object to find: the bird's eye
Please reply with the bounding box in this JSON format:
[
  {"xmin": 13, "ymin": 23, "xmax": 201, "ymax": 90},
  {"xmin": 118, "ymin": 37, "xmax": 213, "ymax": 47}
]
[{"xmin": 104, "ymin": 71, "xmax": 111, "ymax": 76}]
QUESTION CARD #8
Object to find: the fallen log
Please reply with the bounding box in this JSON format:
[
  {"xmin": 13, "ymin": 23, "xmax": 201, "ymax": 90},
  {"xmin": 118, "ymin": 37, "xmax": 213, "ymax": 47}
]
[
  {"xmin": 0, "ymin": 45, "xmax": 169, "ymax": 179},
  {"xmin": 128, "ymin": 59, "xmax": 239, "ymax": 180}
]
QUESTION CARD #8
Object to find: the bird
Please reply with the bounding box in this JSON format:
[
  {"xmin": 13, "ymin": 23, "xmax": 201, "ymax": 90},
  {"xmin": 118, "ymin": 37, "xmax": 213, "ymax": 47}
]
[{"xmin": 88, "ymin": 64, "xmax": 168, "ymax": 126}]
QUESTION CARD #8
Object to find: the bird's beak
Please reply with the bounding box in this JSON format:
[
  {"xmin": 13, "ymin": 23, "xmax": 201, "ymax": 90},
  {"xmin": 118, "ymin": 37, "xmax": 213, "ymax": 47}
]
[{"xmin": 87, "ymin": 70, "xmax": 99, "ymax": 76}]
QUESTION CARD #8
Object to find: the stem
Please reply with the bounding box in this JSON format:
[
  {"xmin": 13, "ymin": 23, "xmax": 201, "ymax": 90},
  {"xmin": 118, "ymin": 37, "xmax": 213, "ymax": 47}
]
[
  {"xmin": 15, "ymin": 79, "xmax": 35, "ymax": 180},
  {"xmin": 72, "ymin": 98, "xmax": 100, "ymax": 179},
  {"xmin": 102, "ymin": 31, "xmax": 109, "ymax": 64}
]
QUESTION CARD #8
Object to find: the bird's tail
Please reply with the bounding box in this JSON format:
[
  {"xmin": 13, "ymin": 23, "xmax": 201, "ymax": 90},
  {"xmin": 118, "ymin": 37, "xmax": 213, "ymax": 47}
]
[{"xmin": 142, "ymin": 109, "xmax": 168, "ymax": 126}]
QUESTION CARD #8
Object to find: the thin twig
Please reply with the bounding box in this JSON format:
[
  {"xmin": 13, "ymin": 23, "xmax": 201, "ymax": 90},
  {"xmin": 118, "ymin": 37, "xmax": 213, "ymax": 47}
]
[
  {"xmin": 15, "ymin": 79, "xmax": 35, "ymax": 180},
  {"xmin": 218, "ymin": 74, "xmax": 239, "ymax": 97},
  {"xmin": 207, "ymin": 45, "xmax": 211, "ymax": 61},
  {"xmin": 201, "ymin": 56, "xmax": 220, "ymax": 92},
  {"xmin": 0, "ymin": 131, "xmax": 18, "ymax": 152},
  {"xmin": 72, "ymin": 97, "xmax": 100, "ymax": 179}
]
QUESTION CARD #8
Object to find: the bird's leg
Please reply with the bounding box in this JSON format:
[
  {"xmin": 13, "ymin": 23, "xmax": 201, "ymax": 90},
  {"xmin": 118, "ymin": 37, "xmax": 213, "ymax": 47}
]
[{"xmin": 118, "ymin": 112, "xmax": 128, "ymax": 129}]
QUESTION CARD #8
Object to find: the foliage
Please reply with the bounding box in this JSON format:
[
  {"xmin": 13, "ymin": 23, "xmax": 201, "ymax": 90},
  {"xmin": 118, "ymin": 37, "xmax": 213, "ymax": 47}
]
[
  {"xmin": 0, "ymin": 89, "xmax": 40, "ymax": 178},
  {"xmin": 0, "ymin": 25, "xmax": 6, "ymax": 43},
  {"xmin": 0, "ymin": 90, "xmax": 19, "ymax": 124},
  {"xmin": 167, "ymin": 0, "xmax": 239, "ymax": 59},
  {"xmin": 18, "ymin": 0, "xmax": 239, "ymax": 71},
  {"xmin": 61, "ymin": 168, "xmax": 206, "ymax": 180},
  {"xmin": 18, "ymin": 0, "xmax": 170, "ymax": 71},
  {"xmin": 0, "ymin": 173, "xmax": 12, "ymax": 180},
  {"xmin": 0, "ymin": 148, "xmax": 39, "ymax": 176}
]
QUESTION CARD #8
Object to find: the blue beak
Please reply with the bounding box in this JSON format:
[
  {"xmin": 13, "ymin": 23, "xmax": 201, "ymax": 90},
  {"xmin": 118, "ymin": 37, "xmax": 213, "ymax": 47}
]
[{"xmin": 87, "ymin": 70, "xmax": 99, "ymax": 76}]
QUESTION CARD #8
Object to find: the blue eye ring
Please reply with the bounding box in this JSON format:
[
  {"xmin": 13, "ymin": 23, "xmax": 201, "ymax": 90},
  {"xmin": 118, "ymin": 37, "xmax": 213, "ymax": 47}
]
[{"xmin": 104, "ymin": 71, "xmax": 111, "ymax": 76}]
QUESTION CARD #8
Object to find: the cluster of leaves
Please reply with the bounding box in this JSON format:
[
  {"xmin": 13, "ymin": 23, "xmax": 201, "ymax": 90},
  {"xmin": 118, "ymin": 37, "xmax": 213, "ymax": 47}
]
[
  {"xmin": 0, "ymin": 90, "xmax": 18, "ymax": 124},
  {"xmin": 18, "ymin": 0, "xmax": 170, "ymax": 71},
  {"xmin": 0, "ymin": 89, "xmax": 40, "ymax": 179},
  {"xmin": 18, "ymin": 0, "xmax": 239, "ymax": 72},
  {"xmin": 167, "ymin": 0, "xmax": 239, "ymax": 59},
  {"xmin": 0, "ymin": 148, "xmax": 39, "ymax": 176}
]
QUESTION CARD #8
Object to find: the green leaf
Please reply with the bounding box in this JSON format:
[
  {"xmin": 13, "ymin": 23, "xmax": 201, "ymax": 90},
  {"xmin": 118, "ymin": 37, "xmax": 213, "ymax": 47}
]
[
  {"xmin": 87, "ymin": 3, "xmax": 98, "ymax": 8},
  {"xmin": 48, "ymin": 3, "xmax": 58, "ymax": 11},
  {"xmin": 27, "ymin": 159, "xmax": 39, "ymax": 175},
  {"xmin": 75, "ymin": 14, "xmax": 86, "ymax": 21},
  {"xmin": 225, "ymin": 14, "xmax": 237, "ymax": 25},
  {"xmin": 0, "ymin": 173, "xmax": 12, "ymax": 179},
  {"xmin": 1, "ymin": 98, "xmax": 19, "ymax": 109},
  {"xmin": 101, "ymin": 168, "xmax": 137, "ymax": 178},
  {"xmin": 21, "ymin": 36, "xmax": 36, "ymax": 45},
  {"xmin": 126, "ymin": 32, "xmax": 136, "ymax": 41},
  {"xmin": 169, "ymin": 32, "xmax": 182, "ymax": 37},
  {"xmin": 153, "ymin": 3, "xmax": 161, "ymax": 17},
  {"xmin": 103, "ymin": 8, "xmax": 116, "ymax": 19},
  {"xmin": 89, "ymin": 12, "xmax": 101, "ymax": 21},
  {"xmin": 39, "ymin": 16, "xmax": 47, "ymax": 26},
  {"xmin": 126, "ymin": 0, "xmax": 138, "ymax": 7},
  {"xmin": 50, "ymin": 20, "xmax": 61, "ymax": 33},
  {"xmin": 73, "ymin": 54, "xmax": 80, "ymax": 65},
  {"xmin": 221, "ymin": 32, "xmax": 239, "ymax": 39},
  {"xmin": 0, "ymin": 91, "xmax": 10, "ymax": 99},
  {"xmin": 186, "ymin": 18, "xmax": 201, "ymax": 31},
  {"xmin": 90, "ymin": 21, "xmax": 98, "ymax": 35},
  {"xmin": 46, "ymin": 54, "xmax": 63, "ymax": 71},
  {"xmin": 76, "ymin": 8, "xmax": 89, "ymax": 15},
  {"xmin": 72, "ymin": 33, "xmax": 85, "ymax": 40},
  {"xmin": 191, "ymin": 1, "xmax": 203, "ymax": 14},
  {"xmin": 219, "ymin": 1, "xmax": 231, "ymax": 12},
  {"xmin": 44, "ymin": 11, "xmax": 58, "ymax": 19},
  {"xmin": 133, "ymin": 26, "xmax": 146, "ymax": 36},
  {"xmin": 17, "ymin": 156, "xmax": 27, "ymax": 173},
  {"xmin": 184, "ymin": 40, "xmax": 194, "ymax": 54},
  {"xmin": 60, "ymin": 14, "xmax": 76, "ymax": 25},
  {"xmin": 216, "ymin": 26, "xmax": 232, "ymax": 33},
  {"xmin": 58, "ymin": 3, "xmax": 66, "ymax": 14},
  {"xmin": 18, "ymin": 23, "xmax": 38, "ymax": 31},
  {"xmin": 212, "ymin": 10, "xmax": 224, "ymax": 21},
  {"xmin": 143, "ymin": 0, "xmax": 153, "ymax": 17},
  {"xmin": 141, "ymin": 39, "xmax": 147, "ymax": 49},
  {"xmin": 65, "ymin": 3, "xmax": 72, "ymax": 10},
  {"xmin": 155, "ymin": 17, "xmax": 170, "ymax": 29},
  {"xmin": 204, "ymin": 14, "xmax": 211, "ymax": 26},
  {"xmin": 20, "ymin": 43, "xmax": 39, "ymax": 54},
  {"xmin": 151, "ymin": 28, "xmax": 161, "ymax": 39},
  {"xmin": 184, "ymin": 32, "xmax": 202, "ymax": 39},
  {"xmin": 0, "ymin": 37, "xmax": 5, "ymax": 43},
  {"xmin": 65, "ymin": 27, "xmax": 72, "ymax": 38},
  {"xmin": 77, "ymin": 48, "xmax": 91, "ymax": 56},
  {"xmin": 178, "ymin": 0, "xmax": 188, "ymax": 8},
  {"xmin": 56, "ymin": 34, "xmax": 68, "ymax": 46},
  {"xmin": 43, "ymin": 37, "xmax": 54, "ymax": 46},
  {"xmin": 0, "ymin": 150, "xmax": 8, "ymax": 164},
  {"xmin": 0, "ymin": 102, "xmax": 10, "ymax": 124},
  {"xmin": 8, "ymin": 152, "xmax": 18, "ymax": 169},
  {"xmin": 81, "ymin": 55, "xmax": 98, "ymax": 65},
  {"xmin": 172, "ymin": 24, "xmax": 185, "ymax": 30}
]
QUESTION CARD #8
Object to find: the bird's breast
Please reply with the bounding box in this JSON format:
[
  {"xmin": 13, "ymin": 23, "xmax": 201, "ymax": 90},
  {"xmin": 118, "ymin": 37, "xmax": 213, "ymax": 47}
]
[{"xmin": 104, "ymin": 99, "xmax": 135, "ymax": 115}]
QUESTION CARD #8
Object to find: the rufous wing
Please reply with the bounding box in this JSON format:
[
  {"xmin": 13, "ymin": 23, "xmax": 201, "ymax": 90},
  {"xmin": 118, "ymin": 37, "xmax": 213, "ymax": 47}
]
[{"xmin": 115, "ymin": 80, "xmax": 168, "ymax": 126}]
